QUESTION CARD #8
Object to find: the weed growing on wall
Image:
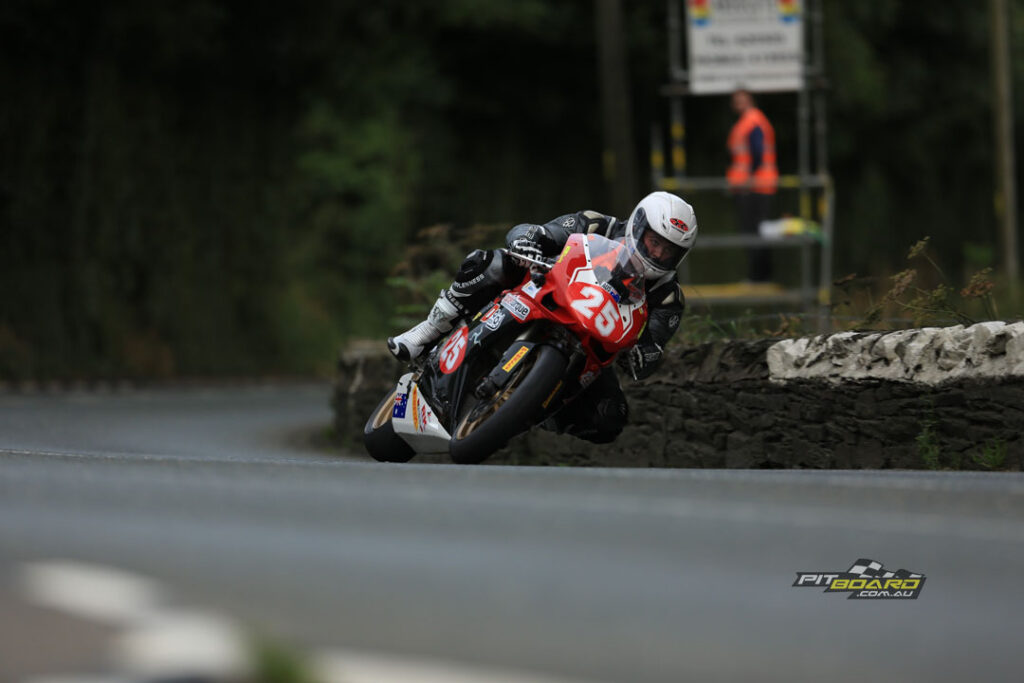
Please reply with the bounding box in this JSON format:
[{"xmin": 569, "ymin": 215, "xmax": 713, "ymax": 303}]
[
  {"xmin": 972, "ymin": 439, "xmax": 1008, "ymax": 470},
  {"xmin": 916, "ymin": 419, "xmax": 941, "ymax": 470}
]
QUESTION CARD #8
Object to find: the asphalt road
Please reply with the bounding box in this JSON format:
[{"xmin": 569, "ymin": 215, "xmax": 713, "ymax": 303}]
[{"xmin": 2, "ymin": 384, "xmax": 1024, "ymax": 681}]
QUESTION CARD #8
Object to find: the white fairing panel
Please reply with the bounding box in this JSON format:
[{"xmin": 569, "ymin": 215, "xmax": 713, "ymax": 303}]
[{"xmin": 390, "ymin": 373, "xmax": 452, "ymax": 454}]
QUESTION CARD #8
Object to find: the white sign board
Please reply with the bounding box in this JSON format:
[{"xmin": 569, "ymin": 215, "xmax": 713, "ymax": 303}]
[{"xmin": 686, "ymin": 0, "xmax": 804, "ymax": 95}]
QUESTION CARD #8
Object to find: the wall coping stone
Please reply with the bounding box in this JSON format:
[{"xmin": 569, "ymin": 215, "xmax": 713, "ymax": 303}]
[{"xmin": 767, "ymin": 321, "xmax": 1024, "ymax": 385}]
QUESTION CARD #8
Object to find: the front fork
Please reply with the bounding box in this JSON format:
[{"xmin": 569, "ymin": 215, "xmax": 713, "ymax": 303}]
[{"xmin": 524, "ymin": 324, "xmax": 587, "ymax": 421}]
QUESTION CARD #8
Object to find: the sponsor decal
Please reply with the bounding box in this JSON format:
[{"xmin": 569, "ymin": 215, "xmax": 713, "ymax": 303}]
[
  {"xmin": 635, "ymin": 344, "xmax": 661, "ymax": 364},
  {"xmin": 688, "ymin": 0, "xmax": 802, "ymax": 28},
  {"xmin": 778, "ymin": 0, "xmax": 800, "ymax": 24},
  {"xmin": 484, "ymin": 309, "xmax": 505, "ymax": 331},
  {"xmin": 541, "ymin": 380, "xmax": 563, "ymax": 409},
  {"xmin": 411, "ymin": 385, "xmax": 420, "ymax": 432},
  {"xmin": 501, "ymin": 293, "xmax": 532, "ymax": 322},
  {"xmin": 440, "ymin": 326, "xmax": 469, "ymax": 375},
  {"xmin": 408, "ymin": 384, "xmax": 433, "ymax": 433},
  {"xmin": 669, "ymin": 217, "xmax": 690, "ymax": 233},
  {"xmin": 392, "ymin": 391, "xmax": 409, "ymax": 419},
  {"xmin": 480, "ymin": 304, "xmax": 499, "ymax": 322},
  {"xmin": 521, "ymin": 280, "xmax": 541, "ymax": 299},
  {"xmin": 429, "ymin": 301, "xmax": 453, "ymax": 325},
  {"xmin": 688, "ymin": 0, "xmax": 710, "ymax": 27},
  {"xmin": 600, "ymin": 281, "xmax": 621, "ymax": 303},
  {"xmin": 557, "ymin": 243, "xmax": 572, "ymax": 264},
  {"xmin": 793, "ymin": 558, "xmax": 926, "ymax": 600},
  {"xmin": 418, "ymin": 400, "xmax": 430, "ymax": 433},
  {"xmin": 455, "ymin": 272, "xmax": 486, "ymax": 290},
  {"xmin": 562, "ymin": 216, "xmax": 577, "ymax": 228},
  {"xmin": 502, "ymin": 346, "xmax": 530, "ymax": 373}
]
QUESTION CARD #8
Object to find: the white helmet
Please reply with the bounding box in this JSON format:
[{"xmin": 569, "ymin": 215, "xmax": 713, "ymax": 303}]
[{"xmin": 625, "ymin": 191, "xmax": 698, "ymax": 280}]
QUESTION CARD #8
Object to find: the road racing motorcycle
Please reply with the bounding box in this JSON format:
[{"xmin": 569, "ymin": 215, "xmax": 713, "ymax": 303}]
[{"xmin": 364, "ymin": 233, "xmax": 649, "ymax": 464}]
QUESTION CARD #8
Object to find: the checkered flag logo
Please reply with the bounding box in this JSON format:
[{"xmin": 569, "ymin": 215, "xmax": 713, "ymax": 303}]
[
  {"xmin": 847, "ymin": 558, "xmax": 923, "ymax": 580},
  {"xmin": 847, "ymin": 559, "xmax": 883, "ymax": 577}
]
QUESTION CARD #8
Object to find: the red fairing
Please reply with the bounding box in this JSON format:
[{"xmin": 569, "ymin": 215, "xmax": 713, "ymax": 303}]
[{"xmin": 497, "ymin": 233, "xmax": 648, "ymax": 384}]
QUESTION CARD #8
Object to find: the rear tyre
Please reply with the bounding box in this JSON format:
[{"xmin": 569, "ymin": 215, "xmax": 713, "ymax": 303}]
[
  {"xmin": 449, "ymin": 345, "xmax": 568, "ymax": 465},
  {"xmin": 363, "ymin": 388, "xmax": 417, "ymax": 463}
]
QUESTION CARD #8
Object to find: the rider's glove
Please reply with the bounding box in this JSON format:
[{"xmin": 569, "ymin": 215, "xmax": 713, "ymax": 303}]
[
  {"xmin": 619, "ymin": 342, "xmax": 663, "ymax": 381},
  {"xmin": 508, "ymin": 237, "xmax": 544, "ymax": 266}
]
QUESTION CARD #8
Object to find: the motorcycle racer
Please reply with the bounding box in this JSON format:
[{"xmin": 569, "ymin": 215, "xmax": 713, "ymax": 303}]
[{"xmin": 388, "ymin": 191, "xmax": 697, "ymax": 444}]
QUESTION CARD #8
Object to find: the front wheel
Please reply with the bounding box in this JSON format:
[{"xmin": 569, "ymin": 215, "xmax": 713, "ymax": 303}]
[
  {"xmin": 449, "ymin": 344, "xmax": 568, "ymax": 465},
  {"xmin": 363, "ymin": 388, "xmax": 417, "ymax": 463}
]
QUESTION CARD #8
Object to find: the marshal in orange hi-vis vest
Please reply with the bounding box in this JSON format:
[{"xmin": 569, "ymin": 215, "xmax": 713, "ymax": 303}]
[{"xmin": 727, "ymin": 108, "xmax": 778, "ymax": 195}]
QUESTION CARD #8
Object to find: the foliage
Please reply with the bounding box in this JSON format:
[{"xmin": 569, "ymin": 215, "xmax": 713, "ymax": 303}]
[
  {"xmin": 668, "ymin": 310, "xmax": 814, "ymax": 347},
  {"xmin": 249, "ymin": 635, "xmax": 322, "ymax": 683},
  {"xmin": 916, "ymin": 419, "xmax": 941, "ymax": 470},
  {"xmin": 385, "ymin": 223, "xmax": 508, "ymax": 326},
  {"xmin": 0, "ymin": 0, "xmax": 610, "ymax": 379},
  {"xmin": 831, "ymin": 237, "xmax": 1002, "ymax": 330},
  {"xmin": 821, "ymin": 0, "xmax": 1002, "ymax": 280},
  {"xmin": 972, "ymin": 439, "xmax": 1008, "ymax": 470},
  {"xmin": 912, "ymin": 420, "xmax": 1011, "ymax": 471}
]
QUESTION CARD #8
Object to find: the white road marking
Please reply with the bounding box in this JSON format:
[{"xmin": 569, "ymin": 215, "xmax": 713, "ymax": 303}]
[
  {"xmin": 18, "ymin": 561, "xmax": 246, "ymax": 680},
  {"xmin": 19, "ymin": 561, "xmax": 162, "ymax": 625},
  {"xmin": 316, "ymin": 649, "xmax": 596, "ymax": 683},
  {"xmin": 112, "ymin": 609, "xmax": 248, "ymax": 679},
  {"xmin": 17, "ymin": 561, "xmax": 597, "ymax": 683}
]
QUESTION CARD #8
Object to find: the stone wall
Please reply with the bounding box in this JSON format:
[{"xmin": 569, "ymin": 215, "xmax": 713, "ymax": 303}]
[{"xmin": 333, "ymin": 323, "xmax": 1024, "ymax": 469}]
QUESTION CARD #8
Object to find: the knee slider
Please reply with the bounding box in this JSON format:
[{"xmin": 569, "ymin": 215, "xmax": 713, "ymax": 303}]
[
  {"xmin": 452, "ymin": 249, "xmax": 507, "ymax": 300},
  {"xmin": 454, "ymin": 249, "xmax": 493, "ymax": 285},
  {"xmin": 594, "ymin": 397, "xmax": 628, "ymax": 439}
]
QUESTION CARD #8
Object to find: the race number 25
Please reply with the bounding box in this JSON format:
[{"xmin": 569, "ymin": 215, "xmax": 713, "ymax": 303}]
[{"xmin": 571, "ymin": 285, "xmax": 620, "ymax": 338}]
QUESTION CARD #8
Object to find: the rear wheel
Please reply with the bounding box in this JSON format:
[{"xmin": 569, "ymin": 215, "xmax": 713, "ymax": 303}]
[
  {"xmin": 449, "ymin": 345, "xmax": 568, "ymax": 464},
  {"xmin": 363, "ymin": 388, "xmax": 416, "ymax": 463}
]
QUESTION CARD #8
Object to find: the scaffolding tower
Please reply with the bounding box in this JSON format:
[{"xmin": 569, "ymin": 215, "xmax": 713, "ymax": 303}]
[{"xmin": 653, "ymin": 0, "xmax": 834, "ymax": 332}]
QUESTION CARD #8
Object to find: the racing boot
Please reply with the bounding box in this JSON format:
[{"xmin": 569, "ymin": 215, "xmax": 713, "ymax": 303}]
[{"xmin": 388, "ymin": 292, "xmax": 461, "ymax": 361}]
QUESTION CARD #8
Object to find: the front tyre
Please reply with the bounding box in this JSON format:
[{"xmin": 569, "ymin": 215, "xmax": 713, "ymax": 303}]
[
  {"xmin": 363, "ymin": 388, "xmax": 416, "ymax": 463},
  {"xmin": 449, "ymin": 344, "xmax": 568, "ymax": 465}
]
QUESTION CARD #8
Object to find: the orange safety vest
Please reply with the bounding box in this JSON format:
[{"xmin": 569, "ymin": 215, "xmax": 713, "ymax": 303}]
[{"xmin": 727, "ymin": 107, "xmax": 778, "ymax": 194}]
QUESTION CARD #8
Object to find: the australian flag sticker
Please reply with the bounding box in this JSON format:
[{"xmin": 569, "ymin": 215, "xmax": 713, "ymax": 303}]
[{"xmin": 393, "ymin": 392, "xmax": 409, "ymax": 419}]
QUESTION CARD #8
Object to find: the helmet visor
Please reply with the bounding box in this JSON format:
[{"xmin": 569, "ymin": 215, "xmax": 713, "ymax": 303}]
[{"xmin": 632, "ymin": 209, "xmax": 688, "ymax": 270}]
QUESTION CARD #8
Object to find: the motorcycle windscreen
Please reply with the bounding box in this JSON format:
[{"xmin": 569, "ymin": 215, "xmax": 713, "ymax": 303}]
[{"xmin": 585, "ymin": 234, "xmax": 647, "ymax": 305}]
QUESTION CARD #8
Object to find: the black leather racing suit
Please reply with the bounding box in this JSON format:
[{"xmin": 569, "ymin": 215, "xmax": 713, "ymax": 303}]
[{"xmin": 441, "ymin": 210, "xmax": 685, "ymax": 444}]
